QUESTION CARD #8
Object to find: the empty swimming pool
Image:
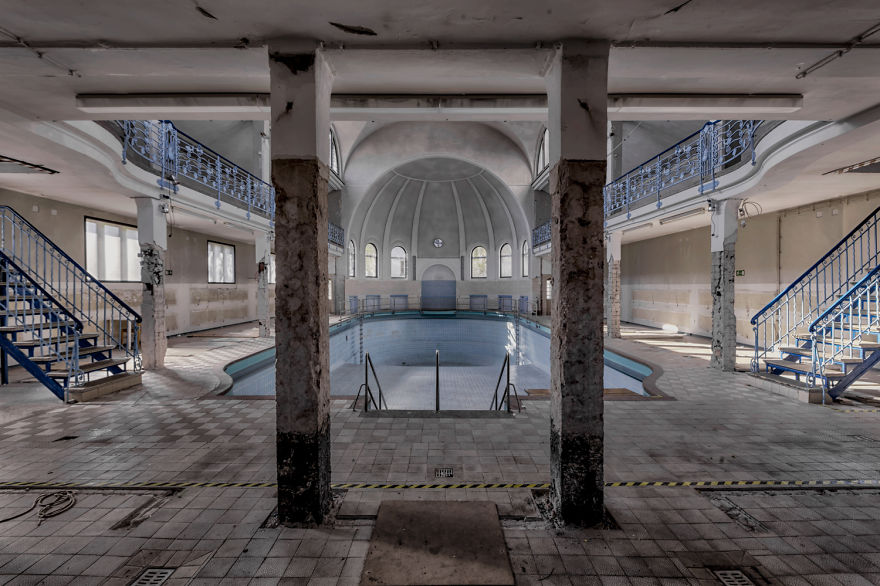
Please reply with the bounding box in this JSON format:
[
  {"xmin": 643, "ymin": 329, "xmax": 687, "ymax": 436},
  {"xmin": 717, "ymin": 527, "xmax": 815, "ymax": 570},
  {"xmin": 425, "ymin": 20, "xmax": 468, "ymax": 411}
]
[{"xmin": 225, "ymin": 311, "xmax": 653, "ymax": 408}]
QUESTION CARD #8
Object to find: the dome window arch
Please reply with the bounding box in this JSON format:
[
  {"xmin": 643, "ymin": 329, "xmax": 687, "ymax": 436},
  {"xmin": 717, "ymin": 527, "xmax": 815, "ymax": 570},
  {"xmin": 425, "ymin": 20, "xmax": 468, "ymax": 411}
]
[
  {"xmin": 364, "ymin": 243, "xmax": 378, "ymax": 278},
  {"xmin": 471, "ymin": 246, "xmax": 488, "ymax": 279},
  {"xmin": 390, "ymin": 245, "xmax": 407, "ymax": 279}
]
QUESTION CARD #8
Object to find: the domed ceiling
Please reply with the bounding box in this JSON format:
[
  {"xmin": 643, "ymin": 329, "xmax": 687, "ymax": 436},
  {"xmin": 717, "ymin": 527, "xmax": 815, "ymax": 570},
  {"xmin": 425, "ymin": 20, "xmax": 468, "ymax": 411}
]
[{"xmin": 349, "ymin": 156, "xmax": 529, "ymax": 274}]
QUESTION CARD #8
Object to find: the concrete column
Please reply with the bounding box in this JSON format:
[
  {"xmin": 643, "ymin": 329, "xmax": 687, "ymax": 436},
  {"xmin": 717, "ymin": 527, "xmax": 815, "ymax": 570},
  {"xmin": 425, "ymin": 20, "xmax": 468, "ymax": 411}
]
[
  {"xmin": 135, "ymin": 197, "xmax": 168, "ymax": 369},
  {"xmin": 710, "ymin": 199, "xmax": 741, "ymax": 371},
  {"xmin": 255, "ymin": 231, "xmax": 272, "ymax": 337},
  {"xmin": 270, "ymin": 45, "xmax": 333, "ymax": 525},
  {"xmin": 605, "ymin": 230, "xmax": 622, "ymax": 338},
  {"xmin": 606, "ymin": 121, "xmax": 624, "ymax": 183},
  {"xmin": 546, "ymin": 40, "xmax": 609, "ymax": 526}
]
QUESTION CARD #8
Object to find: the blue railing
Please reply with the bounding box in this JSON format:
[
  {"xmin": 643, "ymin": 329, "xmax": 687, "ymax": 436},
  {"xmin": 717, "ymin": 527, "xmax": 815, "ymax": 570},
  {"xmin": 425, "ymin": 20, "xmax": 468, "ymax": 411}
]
[
  {"xmin": 111, "ymin": 121, "xmax": 344, "ymax": 248},
  {"xmin": 604, "ymin": 120, "xmax": 762, "ymax": 218},
  {"xmin": 0, "ymin": 206, "xmax": 141, "ymax": 371},
  {"xmin": 532, "ymin": 220, "xmax": 551, "ymax": 250},
  {"xmin": 329, "ymin": 222, "xmax": 345, "ymax": 248},
  {"xmin": 115, "ymin": 120, "xmax": 275, "ymax": 222},
  {"xmin": 1, "ymin": 251, "xmax": 82, "ymax": 399},
  {"xmin": 809, "ymin": 264, "xmax": 880, "ymax": 398},
  {"xmin": 751, "ymin": 205, "xmax": 880, "ymax": 372}
]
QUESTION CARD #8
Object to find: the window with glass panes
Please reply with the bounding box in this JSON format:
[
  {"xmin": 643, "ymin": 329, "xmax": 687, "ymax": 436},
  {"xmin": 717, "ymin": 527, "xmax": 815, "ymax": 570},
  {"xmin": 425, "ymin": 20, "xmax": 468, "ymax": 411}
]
[
  {"xmin": 85, "ymin": 218, "xmax": 140, "ymax": 282},
  {"xmin": 208, "ymin": 241, "xmax": 235, "ymax": 283}
]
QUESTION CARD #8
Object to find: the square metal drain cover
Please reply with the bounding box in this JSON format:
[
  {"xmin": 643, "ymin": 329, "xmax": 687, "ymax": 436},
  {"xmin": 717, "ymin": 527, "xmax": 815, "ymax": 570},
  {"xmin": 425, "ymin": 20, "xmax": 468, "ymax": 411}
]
[
  {"xmin": 434, "ymin": 467, "xmax": 454, "ymax": 478},
  {"xmin": 130, "ymin": 568, "xmax": 175, "ymax": 586},
  {"xmin": 714, "ymin": 570, "xmax": 754, "ymax": 586}
]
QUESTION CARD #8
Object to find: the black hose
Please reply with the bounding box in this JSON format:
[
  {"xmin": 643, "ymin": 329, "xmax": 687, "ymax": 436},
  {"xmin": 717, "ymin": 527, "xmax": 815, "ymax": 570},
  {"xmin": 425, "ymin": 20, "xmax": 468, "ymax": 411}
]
[{"xmin": 0, "ymin": 491, "xmax": 76, "ymax": 525}]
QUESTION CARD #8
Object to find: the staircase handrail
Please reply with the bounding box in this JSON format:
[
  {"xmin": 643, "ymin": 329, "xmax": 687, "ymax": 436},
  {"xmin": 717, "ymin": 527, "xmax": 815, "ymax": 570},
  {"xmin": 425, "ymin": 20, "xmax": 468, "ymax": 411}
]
[
  {"xmin": 0, "ymin": 251, "xmax": 84, "ymax": 331},
  {"xmin": 0, "ymin": 206, "xmax": 141, "ymax": 321},
  {"xmin": 809, "ymin": 264, "xmax": 880, "ymax": 333},
  {"xmin": 753, "ymin": 205, "xmax": 880, "ymax": 326}
]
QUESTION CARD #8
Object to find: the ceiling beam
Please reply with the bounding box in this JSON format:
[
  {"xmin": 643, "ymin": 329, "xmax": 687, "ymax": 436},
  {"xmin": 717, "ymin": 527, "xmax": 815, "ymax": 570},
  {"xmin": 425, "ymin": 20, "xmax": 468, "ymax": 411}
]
[{"xmin": 75, "ymin": 93, "xmax": 270, "ymax": 120}]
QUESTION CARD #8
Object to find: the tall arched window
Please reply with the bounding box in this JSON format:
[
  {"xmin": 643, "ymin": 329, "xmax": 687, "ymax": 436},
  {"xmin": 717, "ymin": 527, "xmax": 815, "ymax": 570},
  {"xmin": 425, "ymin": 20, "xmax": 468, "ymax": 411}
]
[
  {"xmin": 499, "ymin": 243, "xmax": 512, "ymax": 278},
  {"xmin": 471, "ymin": 246, "xmax": 487, "ymax": 278},
  {"xmin": 347, "ymin": 240, "xmax": 356, "ymax": 277},
  {"xmin": 329, "ymin": 127, "xmax": 341, "ymax": 175},
  {"xmin": 535, "ymin": 127, "xmax": 550, "ymax": 174},
  {"xmin": 390, "ymin": 246, "xmax": 407, "ymax": 279},
  {"xmin": 365, "ymin": 243, "xmax": 377, "ymax": 278},
  {"xmin": 521, "ymin": 241, "xmax": 529, "ymax": 277}
]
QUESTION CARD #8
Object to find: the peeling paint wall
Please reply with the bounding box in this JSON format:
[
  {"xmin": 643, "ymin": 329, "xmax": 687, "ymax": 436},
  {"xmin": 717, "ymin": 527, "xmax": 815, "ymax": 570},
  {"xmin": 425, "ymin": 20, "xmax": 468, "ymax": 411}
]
[{"xmin": 621, "ymin": 188, "xmax": 880, "ymax": 343}]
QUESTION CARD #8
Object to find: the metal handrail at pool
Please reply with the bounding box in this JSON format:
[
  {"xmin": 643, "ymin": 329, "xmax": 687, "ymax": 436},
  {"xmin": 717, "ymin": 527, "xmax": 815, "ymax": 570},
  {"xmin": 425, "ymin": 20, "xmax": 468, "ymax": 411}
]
[
  {"xmin": 491, "ymin": 352, "xmax": 521, "ymax": 413},
  {"xmin": 354, "ymin": 352, "xmax": 387, "ymax": 412}
]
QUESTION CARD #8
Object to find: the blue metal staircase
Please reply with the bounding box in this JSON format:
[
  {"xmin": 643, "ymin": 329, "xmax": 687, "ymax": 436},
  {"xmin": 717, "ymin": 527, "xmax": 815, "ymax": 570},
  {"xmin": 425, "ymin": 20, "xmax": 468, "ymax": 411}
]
[
  {"xmin": 0, "ymin": 206, "xmax": 141, "ymax": 401},
  {"xmin": 752, "ymin": 205, "xmax": 880, "ymax": 400}
]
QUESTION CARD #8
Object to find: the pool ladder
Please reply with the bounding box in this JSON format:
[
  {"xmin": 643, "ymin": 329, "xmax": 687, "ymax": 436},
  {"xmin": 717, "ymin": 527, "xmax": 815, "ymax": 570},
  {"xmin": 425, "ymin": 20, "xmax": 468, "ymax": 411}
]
[
  {"xmin": 491, "ymin": 352, "xmax": 521, "ymax": 413},
  {"xmin": 354, "ymin": 352, "xmax": 387, "ymax": 412}
]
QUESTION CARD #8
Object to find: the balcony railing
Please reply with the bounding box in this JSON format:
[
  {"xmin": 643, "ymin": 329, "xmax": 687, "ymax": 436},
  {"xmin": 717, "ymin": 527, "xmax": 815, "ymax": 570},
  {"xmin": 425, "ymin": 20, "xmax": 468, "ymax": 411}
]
[
  {"xmin": 604, "ymin": 119, "xmax": 766, "ymax": 218},
  {"xmin": 105, "ymin": 120, "xmax": 344, "ymax": 247}
]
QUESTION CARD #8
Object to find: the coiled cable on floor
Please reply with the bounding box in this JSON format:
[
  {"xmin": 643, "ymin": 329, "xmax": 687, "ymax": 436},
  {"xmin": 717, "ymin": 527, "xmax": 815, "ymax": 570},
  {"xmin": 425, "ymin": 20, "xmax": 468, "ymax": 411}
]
[{"xmin": 0, "ymin": 491, "xmax": 76, "ymax": 525}]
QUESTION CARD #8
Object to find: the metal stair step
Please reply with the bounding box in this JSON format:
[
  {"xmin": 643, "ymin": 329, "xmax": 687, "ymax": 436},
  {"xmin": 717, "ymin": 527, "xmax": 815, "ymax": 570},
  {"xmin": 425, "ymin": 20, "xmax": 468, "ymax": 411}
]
[
  {"xmin": 764, "ymin": 358, "xmax": 846, "ymax": 378},
  {"xmin": 30, "ymin": 345, "xmax": 116, "ymax": 364},
  {"xmin": 0, "ymin": 308, "xmax": 55, "ymax": 316},
  {"xmin": 46, "ymin": 358, "xmax": 128, "ymax": 379},
  {"xmin": 13, "ymin": 332, "xmax": 99, "ymax": 348},
  {"xmin": 0, "ymin": 321, "xmax": 76, "ymax": 334},
  {"xmin": 779, "ymin": 346, "xmax": 811, "ymax": 357}
]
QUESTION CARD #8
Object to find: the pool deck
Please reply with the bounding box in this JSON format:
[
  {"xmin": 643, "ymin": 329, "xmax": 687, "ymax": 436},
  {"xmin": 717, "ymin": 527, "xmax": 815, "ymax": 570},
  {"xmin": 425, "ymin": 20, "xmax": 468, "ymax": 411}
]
[{"xmin": 0, "ymin": 321, "xmax": 879, "ymax": 584}]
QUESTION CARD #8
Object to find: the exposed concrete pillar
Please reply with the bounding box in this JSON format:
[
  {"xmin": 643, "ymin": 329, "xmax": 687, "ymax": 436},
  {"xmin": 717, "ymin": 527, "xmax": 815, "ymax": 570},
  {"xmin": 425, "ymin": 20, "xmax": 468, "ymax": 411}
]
[
  {"xmin": 255, "ymin": 231, "xmax": 272, "ymax": 337},
  {"xmin": 605, "ymin": 230, "xmax": 622, "ymax": 338},
  {"xmin": 135, "ymin": 197, "xmax": 168, "ymax": 369},
  {"xmin": 710, "ymin": 199, "xmax": 741, "ymax": 371},
  {"xmin": 270, "ymin": 45, "xmax": 334, "ymax": 525},
  {"xmin": 546, "ymin": 40, "xmax": 609, "ymax": 526}
]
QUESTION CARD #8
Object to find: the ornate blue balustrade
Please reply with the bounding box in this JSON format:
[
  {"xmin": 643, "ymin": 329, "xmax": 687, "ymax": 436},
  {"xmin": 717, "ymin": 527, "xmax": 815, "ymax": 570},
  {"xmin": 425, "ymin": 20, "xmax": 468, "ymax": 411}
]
[
  {"xmin": 111, "ymin": 120, "xmax": 343, "ymax": 246},
  {"xmin": 604, "ymin": 120, "xmax": 763, "ymax": 218},
  {"xmin": 532, "ymin": 220, "xmax": 551, "ymax": 251}
]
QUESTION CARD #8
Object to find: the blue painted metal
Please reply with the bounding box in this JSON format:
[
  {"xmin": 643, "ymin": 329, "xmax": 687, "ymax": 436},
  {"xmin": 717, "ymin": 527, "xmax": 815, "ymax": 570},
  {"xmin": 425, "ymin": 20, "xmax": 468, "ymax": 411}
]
[
  {"xmin": 0, "ymin": 206, "xmax": 141, "ymax": 374},
  {"xmin": 0, "ymin": 253, "xmax": 82, "ymax": 399},
  {"xmin": 116, "ymin": 120, "xmax": 275, "ymax": 223},
  {"xmin": 603, "ymin": 120, "xmax": 762, "ymax": 218},
  {"xmin": 531, "ymin": 220, "xmax": 551, "ymax": 249},
  {"xmin": 808, "ymin": 265, "xmax": 880, "ymax": 399},
  {"xmin": 328, "ymin": 222, "xmax": 345, "ymax": 248},
  {"xmin": 751, "ymin": 205, "xmax": 880, "ymax": 373}
]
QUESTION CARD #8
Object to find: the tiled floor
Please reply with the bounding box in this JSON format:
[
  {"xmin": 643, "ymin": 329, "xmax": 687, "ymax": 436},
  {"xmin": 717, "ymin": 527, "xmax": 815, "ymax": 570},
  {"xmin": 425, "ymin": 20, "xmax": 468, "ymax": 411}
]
[{"xmin": 1, "ymin": 322, "xmax": 880, "ymax": 584}]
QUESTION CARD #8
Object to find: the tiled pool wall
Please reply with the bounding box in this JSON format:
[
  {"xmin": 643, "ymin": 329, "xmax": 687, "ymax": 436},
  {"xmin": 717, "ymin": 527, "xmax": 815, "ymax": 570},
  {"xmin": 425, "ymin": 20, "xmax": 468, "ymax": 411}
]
[{"xmin": 328, "ymin": 314, "xmax": 549, "ymax": 368}]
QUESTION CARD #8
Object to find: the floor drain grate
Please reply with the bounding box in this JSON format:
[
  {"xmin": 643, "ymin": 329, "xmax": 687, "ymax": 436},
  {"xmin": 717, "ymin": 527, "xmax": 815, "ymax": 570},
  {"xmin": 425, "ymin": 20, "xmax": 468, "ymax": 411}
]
[
  {"xmin": 130, "ymin": 568, "xmax": 175, "ymax": 585},
  {"xmin": 714, "ymin": 569, "xmax": 754, "ymax": 586},
  {"xmin": 434, "ymin": 467, "xmax": 453, "ymax": 478}
]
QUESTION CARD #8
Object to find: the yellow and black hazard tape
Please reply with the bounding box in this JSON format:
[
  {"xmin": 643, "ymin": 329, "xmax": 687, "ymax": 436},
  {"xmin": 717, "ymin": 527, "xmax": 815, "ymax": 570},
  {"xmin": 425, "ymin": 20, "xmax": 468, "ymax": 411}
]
[{"xmin": 1, "ymin": 479, "xmax": 879, "ymax": 491}]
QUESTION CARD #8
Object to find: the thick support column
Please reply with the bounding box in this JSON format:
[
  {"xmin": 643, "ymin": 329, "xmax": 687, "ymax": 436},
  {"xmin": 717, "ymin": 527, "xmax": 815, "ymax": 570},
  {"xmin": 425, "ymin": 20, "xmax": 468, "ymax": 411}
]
[
  {"xmin": 605, "ymin": 230, "xmax": 622, "ymax": 338},
  {"xmin": 270, "ymin": 46, "xmax": 333, "ymax": 525},
  {"xmin": 710, "ymin": 199, "xmax": 741, "ymax": 371},
  {"xmin": 135, "ymin": 197, "xmax": 168, "ymax": 369},
  {"xmin": 255, "ymin": 231, "xmax": 272, "ymax": 337},
  {"xmin": 546, "ymin": 41, "xmax": 609, "ymax": 526}
]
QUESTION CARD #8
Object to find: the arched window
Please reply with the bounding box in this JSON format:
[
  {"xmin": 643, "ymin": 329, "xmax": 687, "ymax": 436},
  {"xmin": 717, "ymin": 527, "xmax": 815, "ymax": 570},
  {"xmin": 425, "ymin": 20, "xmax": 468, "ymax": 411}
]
[
  {"xmin": 499, "ymin": 243, "xmax": 512, "ymax": 278},
  {"xmin": 471, "ymin": 246, "xmax": 487, "ymax": 278},
  {"xmin": 329, "ymin": 127, "xmax": 341, "ymax": 175},
  {"xmin": 535, "ymin": 127, "xmax": 549, "ymax": 174},
  {"xmin": 347, "ymin": 240, "xmax": 356, "ymax": 277},
  {"xmin": 365, "ymin": 243, "xmax": 377, "ymax": 278},
  {"xmin": 390, "ymin": 246, "xmax": 407, "ymax": 279},
  {"xmin": 521, "ymin": 241, "xmax": 529, "ymax": 278}
]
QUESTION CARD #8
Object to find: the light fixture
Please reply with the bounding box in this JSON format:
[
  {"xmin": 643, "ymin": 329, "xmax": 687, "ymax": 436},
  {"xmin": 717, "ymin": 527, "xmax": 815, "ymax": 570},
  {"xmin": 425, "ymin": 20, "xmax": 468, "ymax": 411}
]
[
  {"xmin": 659, "ymin": 208, "xmax": 706, "ymax": 225},
  {"xmin": 622, "ymin": 222, "xmax": 653, "ymax": 234},
  {"xmin": 607, "ymin": 94, "xmax": 803, "ymax": 115}
]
